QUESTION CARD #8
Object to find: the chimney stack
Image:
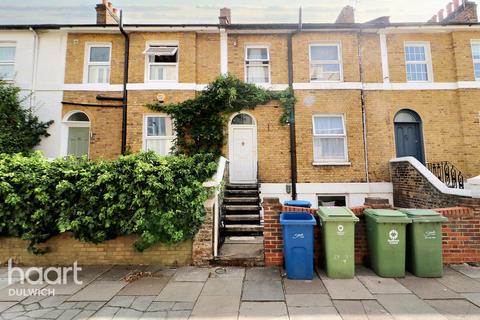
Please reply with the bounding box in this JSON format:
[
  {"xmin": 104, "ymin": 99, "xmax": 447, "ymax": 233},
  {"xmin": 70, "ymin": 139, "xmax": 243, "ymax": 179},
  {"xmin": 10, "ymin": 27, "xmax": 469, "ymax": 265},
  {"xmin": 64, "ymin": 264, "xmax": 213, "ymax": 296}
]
[
  {"xmin": 96, "ymin": 0, "xmax": 119, "ymax": 25},
  {"xmin": 219, "ymin": 8, "xmax": 231, "ymax": 25},
  {"xmin": 429, "ymin": 0, "xmax": 478, "ymax": 23},
  {"xmin": 335, "ymin": 5, "xmax": 355, "ymax": 23}
]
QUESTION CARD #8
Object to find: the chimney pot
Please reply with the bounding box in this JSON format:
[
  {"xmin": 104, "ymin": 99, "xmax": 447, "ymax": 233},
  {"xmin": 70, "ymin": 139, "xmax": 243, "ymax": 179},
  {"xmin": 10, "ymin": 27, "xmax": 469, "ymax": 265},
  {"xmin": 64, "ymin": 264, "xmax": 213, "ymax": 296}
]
[
  {"xmin": 438, "ymin": 9, "xmax": 445, "ymax": 20},
  {"xmin": 96, "ymin": 0, "xmax": 119, "ymax": 24},
  {"xmin": 453, "ymin": 0, "xmax": 460, "ymax": 9},
  {"xmin": 447, "ymin": 3, "xmax": 453, "ymax": 15},
  {"xmin": 335, "ymin": 5, "xmax": 355, "ymax": 23}
]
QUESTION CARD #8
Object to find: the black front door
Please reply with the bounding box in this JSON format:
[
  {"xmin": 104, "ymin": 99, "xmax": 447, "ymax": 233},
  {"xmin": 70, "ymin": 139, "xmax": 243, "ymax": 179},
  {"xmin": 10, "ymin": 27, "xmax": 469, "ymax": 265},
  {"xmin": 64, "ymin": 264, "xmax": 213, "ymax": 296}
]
[{"xmin": 395, "ymin": 122, "xmax": 424, "ymax": 164}]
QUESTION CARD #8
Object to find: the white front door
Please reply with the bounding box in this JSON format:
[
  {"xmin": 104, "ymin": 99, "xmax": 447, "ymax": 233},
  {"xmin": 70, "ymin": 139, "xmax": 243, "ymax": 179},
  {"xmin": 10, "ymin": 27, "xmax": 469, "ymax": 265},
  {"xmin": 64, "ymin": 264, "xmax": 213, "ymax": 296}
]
[{"xmin": 229, "ymin": 124, "xmax": 257, "ymax": 184}]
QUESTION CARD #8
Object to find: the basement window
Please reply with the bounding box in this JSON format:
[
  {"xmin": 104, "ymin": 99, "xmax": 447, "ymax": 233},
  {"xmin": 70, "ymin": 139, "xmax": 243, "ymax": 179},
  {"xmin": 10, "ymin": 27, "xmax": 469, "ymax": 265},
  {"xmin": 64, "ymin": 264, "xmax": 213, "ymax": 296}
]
[
  {"xmin": 85, "ymin": 44, "xmax": 111, "ymax": 84},
  {"xmin": 143, "ymin": 115, "xmax": 175, "ymax": 156},
  {"xmin": 318, "ymin": 195, "xmax": 347, "ymax": 207},
  {"xmin": 309, "ymin": 43, "xmax": 342, "ymax": 82},
  {"xmin": 404, "ymin": 42, "xmax": 432, "ymax": 82},
  {"xmin": 245, "ymin": 46, "xmax": 270, "ymax": 84},
  {"xmin": 0, "ymin": 44, "xmax": 16, "ymax": 80},
  {"xmin": 471, "ymin": 41, "xmax": 480, "ymax": 80},
  {"xmin": 144, "ymin": 45, "xmax": 178, "ymax": 82}
]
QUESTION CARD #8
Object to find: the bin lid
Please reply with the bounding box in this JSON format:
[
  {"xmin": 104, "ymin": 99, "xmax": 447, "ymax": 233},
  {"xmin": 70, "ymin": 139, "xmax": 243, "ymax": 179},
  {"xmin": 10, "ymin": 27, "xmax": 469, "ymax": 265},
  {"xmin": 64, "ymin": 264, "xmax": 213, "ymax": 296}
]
[
  {"xmin": 317, "ymin": 207, "xmax": 359, "ymax": 222},
  {"xmin": 280, "ymin": 212, "xmax": 317, "ymax": 225},
  {"xmin": 284, "ymin": 200, "xmax": 312, "ymax": 208},
  {"xmin": 364, "ymin": 208, "xmax": 412, "ymax": 223},
  {"xmin": 398, "ymin": 209, "xmax": 448, "ymax": 222}
]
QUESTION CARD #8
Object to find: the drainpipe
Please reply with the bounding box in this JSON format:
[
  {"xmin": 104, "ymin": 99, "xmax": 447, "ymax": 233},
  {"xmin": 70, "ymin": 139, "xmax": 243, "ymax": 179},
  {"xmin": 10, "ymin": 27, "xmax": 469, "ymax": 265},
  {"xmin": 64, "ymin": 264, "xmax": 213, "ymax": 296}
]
[
  {"xmin": 287, "ymin": 8, "xmax": 302, "ymax": 200},
  {"xmin": 119, "ymin": 11, "xmax": 129, "ymax": 155},
  {"xmin": 357, "ymin": 29, "xmax": 370, "ymax": 184},
  {"xmin": 29, "ymin": 27, "xmax": 39, "ymax": 109}
]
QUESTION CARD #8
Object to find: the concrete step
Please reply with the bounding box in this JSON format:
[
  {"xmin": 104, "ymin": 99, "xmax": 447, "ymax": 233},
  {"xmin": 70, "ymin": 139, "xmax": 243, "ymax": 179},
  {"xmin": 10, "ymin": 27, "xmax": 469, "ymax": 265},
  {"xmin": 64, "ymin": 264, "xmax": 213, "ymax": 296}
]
[
  {"xmin": 226, "ymin": 184, "xmax": 259, "ymax": 190},
  {"xmin": 223, "ymin": 197, "xmax": 259, "ymax": 204},
  {"xmin": 224, "ymin": 214, "xmax": 260, "ymax": 222},
  {"xmin": 224, "ymin": 205, "xmax": 261, "ymax": 211},
  {"xmin": 225, "ymin": 189, "xmax": 260, "ymax": 196},
  {"xmin": 224, "ymin": 224, "xmax": 263, "ymax": 233}
]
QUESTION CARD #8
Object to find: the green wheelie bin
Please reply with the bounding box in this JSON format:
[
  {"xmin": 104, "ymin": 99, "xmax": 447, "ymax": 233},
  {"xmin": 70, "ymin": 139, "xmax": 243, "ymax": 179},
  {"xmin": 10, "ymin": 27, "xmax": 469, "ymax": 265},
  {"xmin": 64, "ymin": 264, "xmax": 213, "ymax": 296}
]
[
  {"xmin": 399, "ymin": 209, "xmax": 448, "ymax": 278},
  {"xmin": 364, "ymin": 209, "xmax": 412, "ymax": 277},
  {"xmin": 318, "ymin": 207, "xmax": 359, "ymax": 278}
]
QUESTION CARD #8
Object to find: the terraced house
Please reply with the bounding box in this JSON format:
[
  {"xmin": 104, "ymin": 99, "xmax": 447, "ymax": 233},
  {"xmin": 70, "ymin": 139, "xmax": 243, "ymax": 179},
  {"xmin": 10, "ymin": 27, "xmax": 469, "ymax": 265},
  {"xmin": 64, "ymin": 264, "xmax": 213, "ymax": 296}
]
[{"xmin": 2, "ymin": 1, "xmax": 480, "ymax": 240}]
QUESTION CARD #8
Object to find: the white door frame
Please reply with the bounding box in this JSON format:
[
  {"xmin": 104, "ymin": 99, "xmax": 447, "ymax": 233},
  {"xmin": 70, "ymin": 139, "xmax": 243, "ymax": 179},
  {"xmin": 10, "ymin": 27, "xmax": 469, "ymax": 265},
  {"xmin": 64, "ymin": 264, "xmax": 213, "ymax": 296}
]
[
  {"xmin": 228, "ymin": 112, "xmax": 258, "ymax": 184},
  {"xmin": 61, "ymin": 110, "xmax": 91, "ymax": 158}
]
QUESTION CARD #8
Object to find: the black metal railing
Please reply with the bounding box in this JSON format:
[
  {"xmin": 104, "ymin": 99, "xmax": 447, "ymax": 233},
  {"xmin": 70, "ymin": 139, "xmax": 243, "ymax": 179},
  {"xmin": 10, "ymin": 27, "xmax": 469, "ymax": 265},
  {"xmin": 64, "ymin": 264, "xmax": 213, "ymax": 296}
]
[{"xmin": 426, "ymin": 161, "xmax": 465, "ymax": 189}]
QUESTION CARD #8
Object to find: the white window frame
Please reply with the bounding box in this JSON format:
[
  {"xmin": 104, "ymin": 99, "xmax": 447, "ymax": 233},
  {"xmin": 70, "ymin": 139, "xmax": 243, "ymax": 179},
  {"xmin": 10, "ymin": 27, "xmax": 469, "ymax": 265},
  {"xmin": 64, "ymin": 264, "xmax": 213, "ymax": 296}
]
[
  {"xmin": 142, "ymin": 114, "xmax": 175, "ymax": 156},
  {"xmin": 312, "ymin": 114, "xmax": 349, "ymax": 165},
  {"xmin": 470, "ymin": 40, "xmax": 480, "ymax": 80},
  {"xmin": 144, "ymin": 41, "xmax": 179, "ymax": 83},
  {"xmin": 244, "ymin": 45, "xmax": 271, "ymax": 84},
  {"xmin": 83, "ymin": 42, "xmax": 112, "ymax": 84},
  {"xmin": 404, "ymin": 41, "xmax": 433, "ymax": 83},
  {"xmin": 309, "ymin": 42, "xmax": 343, "ymax": 83},
  {"xmin": 0, "ymin": 43, "xmax": 16, "ymax": 81}
]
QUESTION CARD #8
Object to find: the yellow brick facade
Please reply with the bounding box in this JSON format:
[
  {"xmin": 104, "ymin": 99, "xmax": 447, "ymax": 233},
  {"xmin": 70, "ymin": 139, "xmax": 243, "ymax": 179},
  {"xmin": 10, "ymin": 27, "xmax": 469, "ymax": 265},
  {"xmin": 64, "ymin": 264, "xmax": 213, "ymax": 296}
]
[{"xmin": 62, "ymin": 28, "xmax": 480, "ymax": 183}]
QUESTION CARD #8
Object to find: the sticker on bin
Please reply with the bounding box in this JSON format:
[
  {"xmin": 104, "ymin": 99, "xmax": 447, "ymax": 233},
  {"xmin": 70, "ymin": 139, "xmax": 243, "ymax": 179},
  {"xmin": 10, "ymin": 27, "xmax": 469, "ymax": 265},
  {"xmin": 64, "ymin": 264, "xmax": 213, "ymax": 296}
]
[
  {"xmin": 293, "ymin": 233, "xmax": 305, "ymax": 239},
  {"xmin": 424, "ymin": 230, "xmax": 436, "ymax": 240},
  {"xmin": 336, "ymin": 224, "xmax": 345, "ymax": 236},
  {"xmin": 388, "ymin": 229, "xmax": 399, "ymax": 245}
]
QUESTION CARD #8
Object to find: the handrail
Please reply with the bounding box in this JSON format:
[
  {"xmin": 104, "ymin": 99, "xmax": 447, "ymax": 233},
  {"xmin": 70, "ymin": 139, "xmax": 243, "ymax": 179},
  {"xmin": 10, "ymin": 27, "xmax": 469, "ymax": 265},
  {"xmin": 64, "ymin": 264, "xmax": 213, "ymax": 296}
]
[{"xmin": 426, "ymin": 161, "xmax": 465, "ymax": 189}]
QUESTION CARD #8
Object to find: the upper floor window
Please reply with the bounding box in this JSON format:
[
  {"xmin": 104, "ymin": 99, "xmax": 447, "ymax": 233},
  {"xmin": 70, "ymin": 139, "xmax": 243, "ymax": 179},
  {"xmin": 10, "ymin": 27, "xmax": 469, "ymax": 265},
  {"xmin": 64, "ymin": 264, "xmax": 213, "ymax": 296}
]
[
  {"xmin": 312, "ymin": 114, "xmax": 348, "ymax": 163},
  {"xmin": 143, "ymin": 115, "xmax": 175, "ymax": 156},
  {"xmin": 471, "ymin": 41, "xmax": 480, "ymax": 80},
  {"xmin": 245, "ymin": 46, "xmax": 270, "ymax": 84},
  {"xmin": 85, "ymin": 44, "xmax": 111, "ymax": 84},
  {"xmin": 144, "ymin": 44, "xmax": 178, "ymax": 82},
  {"xmin": 0, "ymin": 44, "xmax": 16, "ymax": 80},
  {"xmin": 309, "ymin": 43, "xmax": 342, "ymax": 82},
  {"xmin": 404, "ymin": 42, "xmax": 432, "ymax": 82}
]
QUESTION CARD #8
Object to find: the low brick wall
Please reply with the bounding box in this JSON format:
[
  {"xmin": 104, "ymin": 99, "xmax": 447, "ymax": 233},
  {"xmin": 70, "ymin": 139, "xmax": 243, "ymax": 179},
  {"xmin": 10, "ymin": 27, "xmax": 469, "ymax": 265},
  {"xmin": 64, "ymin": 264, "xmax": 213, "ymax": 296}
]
[
  {"xmin": 263, "ymin": 198, "xmax": 480, "ymax": 267},
  {"xmin": 0, "ymin": 233, "xmax": 192, "ymax": 266}
]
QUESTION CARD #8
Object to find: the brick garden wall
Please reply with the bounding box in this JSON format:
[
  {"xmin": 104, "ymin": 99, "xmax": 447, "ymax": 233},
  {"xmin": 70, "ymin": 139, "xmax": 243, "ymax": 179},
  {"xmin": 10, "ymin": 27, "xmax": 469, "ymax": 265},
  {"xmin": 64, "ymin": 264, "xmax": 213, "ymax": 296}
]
[{"xmin": 263, "ymin": 198, "xmax": 480, "ymax": 267}]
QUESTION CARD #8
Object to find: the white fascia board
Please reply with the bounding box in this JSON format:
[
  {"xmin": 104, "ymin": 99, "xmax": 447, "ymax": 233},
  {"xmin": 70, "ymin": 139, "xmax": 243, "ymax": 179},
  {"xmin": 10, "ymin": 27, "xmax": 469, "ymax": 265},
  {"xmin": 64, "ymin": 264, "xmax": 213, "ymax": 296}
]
[{"xmin": 390, "ymin": 156, "xmax": 472, "ymax": 197}]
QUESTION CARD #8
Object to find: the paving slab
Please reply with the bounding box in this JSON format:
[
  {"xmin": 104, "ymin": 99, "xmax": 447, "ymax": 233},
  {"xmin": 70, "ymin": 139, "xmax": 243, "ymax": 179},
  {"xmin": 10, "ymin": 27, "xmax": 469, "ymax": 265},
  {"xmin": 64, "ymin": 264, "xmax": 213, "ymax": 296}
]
[
  {"xmin": 426, "ymin": 299, "xmax": 480, "ymax": 320},
  {"xmin": 201, "ymin": 278, "xmax": 242, "ymax": 296},
  {"xmin": 450, "ymin": 264, "xmax": 480, "ymax": 279},
  {"xmin": 96, "ymin": 266, "xmax": 143, "ymax": 281},
  {"xmin": 397, "ymin": 275, "xmax": 461, "ymax": 299},
  {"xmin": 239, "ymin": 302, "xmax": 288, "ymax": 320},
  {"xmin": 356, "ymin": 268, "xmax": 411, "ymax": 294},
  {"xmin": 91, "ymin": 306, "xmax": 120, "ymax": 319},
  {"xmin": 245, "ymin": 267, "xmax": 281, "ymax": 280},
  {"xmin": 117, "ymin": 277, "xmax": 169, "ymax": 296},
  {"xmin": 39, "ymin": 295, "xmax": 69, "ymax": 308},
  {"xmin": 288, "ymin": 306, "xmax": 342, "ymax": 320},
  {"xmin": 155, "ymin": 282, "xmax": 204, "ymax": 302},
  {"xmin": 140, "ymin": 311, "xmax": 167, "ymax": 320},
  {"xmin": 463, "ymin": 293, "xmax": 480, "ymax": 307},
  {"xmin": 112, "ymin": 307, "xmax": 142, "ymax": 320},
  {"xmin": 146, "ymin": 302, "xmax": 175, "ymax": 312},
  {"xmin": 57, "ymin": 308, "xmax": 82, "ymax": 320},
  {"xmin": 172, "ymin": 302, "xmax": 194, "ymax": 311},
  {"xmin": 285, "ymin": 294, "xmax": 332, "ymax": 307},
  {"xmin": 172, "ymin": 267, "xmax": 210, "ymax": 282},
  {"xmin": 130, "ymin": 296, "xmax": 155, "ymax": 312},
  {"xmin": 376, "ymin": 294, "xmax": 448, "ymax": 320},
  {"xmin": 284, "ymin": 277, "xmax": 327, "ymax": 294},
  {"xmin": 151, "ymin": 268, "xmax": 177, "ymax": 278},
  {"xmin": 334, "ymin": 300, "xmax": 393, "ymax": 320},
  {"xmin": 321, "ymin": 278, "xmax": 375, "ymax": 300},
  {"xmin": 0, "ymin": 302, "xmax": 17, "ymax": 313},
  {"xmin": 45, "ymin": 266, "xmax": 110, "ymax": 295},
  {"xmin": 437, "ymin": 268, "xmax": 480, "ymax": 293},
  {"xmin": 210, "ymin": 267, "xmax": 245, "ymax": 279},
  {"xmin": 242, "ymin": 280, "xmax": 284, "ymax": 301},
  {"xmin": 68, "ymin": 281, "xmax": 127, "ymax": 302},
  {"xmin": 107, "ymin": 295, "xmax": 135, "ymax": 308},
  {"xmin": 190, "ymin": 295, "xmax": 239, "ymax": 319},
  {"xmin": 165, "ymin": 310, "xmax": 191, "ymax": 319}
]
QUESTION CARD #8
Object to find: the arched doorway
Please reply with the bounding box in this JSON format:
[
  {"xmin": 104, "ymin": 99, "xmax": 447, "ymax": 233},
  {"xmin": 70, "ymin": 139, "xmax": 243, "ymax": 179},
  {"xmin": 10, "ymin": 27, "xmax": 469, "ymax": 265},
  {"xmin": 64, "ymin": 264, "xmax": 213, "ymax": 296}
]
[
  {"xmin": 394, "ymin": 109, "xmax": 425, "ymax": 163},
  {"xmin": 63, "ymin": 111, "xmax": 91, "ymax": 158},
  {"xmin": 228, "ymin": 112, "xmax": 258, "ymax": 183}
]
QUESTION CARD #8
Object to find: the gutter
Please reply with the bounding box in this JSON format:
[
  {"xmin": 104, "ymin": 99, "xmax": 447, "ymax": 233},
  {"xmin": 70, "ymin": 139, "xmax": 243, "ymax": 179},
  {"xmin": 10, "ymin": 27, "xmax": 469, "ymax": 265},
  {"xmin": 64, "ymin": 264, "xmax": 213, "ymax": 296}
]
[
  {"xmin": 119, "ymin": 11, "xmax": 130, "ymax": 156},
  {"xmin": 286, "ymin": 9, "xmax": 303, "ymax": 200},
  {"xmin": 29, "ymin": 27, "xmax": 39, "ymax": 109}
]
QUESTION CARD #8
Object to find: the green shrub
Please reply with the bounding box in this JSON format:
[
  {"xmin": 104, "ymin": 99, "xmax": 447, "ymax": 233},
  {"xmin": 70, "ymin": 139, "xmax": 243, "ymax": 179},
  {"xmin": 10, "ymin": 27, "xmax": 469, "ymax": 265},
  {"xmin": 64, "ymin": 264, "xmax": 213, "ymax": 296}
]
[
  {"xmin": 0, "ymin": 152, "xmax": 217, "ymax": 253},
  {"xmin": 0, "ymin": 81, "xmax": 53, "ymax": 154}
]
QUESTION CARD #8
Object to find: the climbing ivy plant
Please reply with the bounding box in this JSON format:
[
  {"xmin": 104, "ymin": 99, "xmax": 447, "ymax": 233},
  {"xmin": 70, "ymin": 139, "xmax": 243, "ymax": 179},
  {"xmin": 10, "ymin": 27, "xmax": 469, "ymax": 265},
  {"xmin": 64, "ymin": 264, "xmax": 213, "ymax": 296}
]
[{"xmin": 147, "ymin": 75, "xmax": 295, "ymax": 156}]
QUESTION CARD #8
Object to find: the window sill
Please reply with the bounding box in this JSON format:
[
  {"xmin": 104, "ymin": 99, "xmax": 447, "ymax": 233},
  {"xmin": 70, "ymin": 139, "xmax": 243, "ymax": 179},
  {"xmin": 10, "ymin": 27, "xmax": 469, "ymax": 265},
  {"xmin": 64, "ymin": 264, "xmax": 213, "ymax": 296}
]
[{"xmin": 312, "ymin": 162, "xmax": 351, "ymax": 166}]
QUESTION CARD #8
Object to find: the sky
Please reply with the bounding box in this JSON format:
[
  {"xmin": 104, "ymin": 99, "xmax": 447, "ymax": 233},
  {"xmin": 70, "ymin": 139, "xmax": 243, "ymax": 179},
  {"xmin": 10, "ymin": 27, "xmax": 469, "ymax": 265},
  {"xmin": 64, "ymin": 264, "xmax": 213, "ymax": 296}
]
[{"xmin": 0, "ymin": 0, "xmax": 462, "ymax": 25}]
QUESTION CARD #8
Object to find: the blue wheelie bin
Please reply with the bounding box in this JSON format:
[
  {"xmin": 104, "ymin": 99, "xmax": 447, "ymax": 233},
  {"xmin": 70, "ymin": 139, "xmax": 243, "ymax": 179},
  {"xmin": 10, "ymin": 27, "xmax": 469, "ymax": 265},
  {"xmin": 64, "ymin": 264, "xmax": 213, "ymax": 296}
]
[{"xmin": 280, "ymin": 212, "xmax": 317, "ymax": 279}]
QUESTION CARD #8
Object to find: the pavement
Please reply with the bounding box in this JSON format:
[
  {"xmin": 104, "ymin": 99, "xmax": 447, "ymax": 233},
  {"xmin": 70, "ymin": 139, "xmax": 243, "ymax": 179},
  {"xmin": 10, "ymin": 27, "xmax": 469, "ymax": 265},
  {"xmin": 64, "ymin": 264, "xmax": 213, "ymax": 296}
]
[{"xmin": 1, "ymin": 264, "xmax": 480, "ymax": 319}]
